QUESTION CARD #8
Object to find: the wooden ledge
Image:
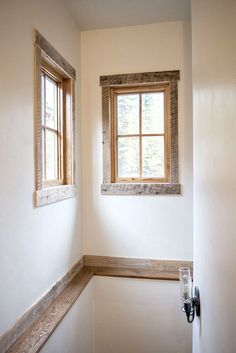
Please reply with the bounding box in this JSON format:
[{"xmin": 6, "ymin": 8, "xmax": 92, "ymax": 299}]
[
  {"xmin": 101, "ymin": 183, "xmax": 181, "ymax": 195},
  {"xmin": 1, "ymin": 255, "xmax": 193, "ymax": 353},
  {"xmin": 84, "ymin": 255, "xmax": 192, "ymax": 281},
  {"xmin": 6, "ymin": 268, "xmax": 93, "ymax": 353}
]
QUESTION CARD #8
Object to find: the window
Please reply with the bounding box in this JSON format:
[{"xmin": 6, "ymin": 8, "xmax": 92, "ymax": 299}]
[
  {"xmin": 34, "ymin": 30, "xmax": 76, "ymax": 206},
  {"xmin": 41, "ymin": 69, "xmax": 63, "ymax": 186},
  {"xmin": 100, "ymin": 71, "xmax": 181, "ymax": 195}
]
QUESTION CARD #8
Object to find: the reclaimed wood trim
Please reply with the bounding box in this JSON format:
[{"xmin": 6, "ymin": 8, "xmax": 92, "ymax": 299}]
[
  {"xmin": 34, "ymin": 184, "xmax": 77, "ymax": 207},
  {"xmin": 170, "ymin": 82, "xmax": 178, "ymax": 183},
  {"xmin": 84, "ymin": 255, "xmax": 192, "ymax": 280},
  {"xmin": 0, "ymin": 258, "xmax": 84, "ymax": 353},
  {"xmin": 34, "ymin": 46, "xmax": 43, "ymax": 191},
  {"xmin": 101, "ymin": 71, "xmax": 180, "ymax": 195},
  {"xmin": 100, "ymin": 70, "xmax": 180, "ymax": 87},
  {"xmin": 5, "ymin": 268, "xmax": 93, "ymax": 353},
  {"xmin": 88, "ymin": 267, "xmax": 181, "ymax": 280},
  {"xmin": 34, "ymin": 30, "xmax": 76, "ymax": 80},
  {"xmin": 101, "ymin": 183, "xmax": 181, "ymax": 195},
  {"xmin": 0, "ymin": 255, "xmax": 192, "ymax": 353},
  {"xmin": 34, "ymin": 30, "xmax": 77, "ymax": 207},
  {"xmin": 102, "ymin": 87, "xmax": 111, "ymax": 183}
]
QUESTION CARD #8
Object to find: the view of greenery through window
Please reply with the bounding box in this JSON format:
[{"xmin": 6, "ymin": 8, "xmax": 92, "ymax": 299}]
[
  {"xmin": 41, "ymin": 74, "xmax": 59, "ymax": 181},
  {"xmin": 117, "ymin": 92, "xmax": 165, "ymax": 179}
]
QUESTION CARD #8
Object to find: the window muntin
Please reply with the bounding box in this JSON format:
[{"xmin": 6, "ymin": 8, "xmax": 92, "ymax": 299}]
[{"xmin": 111, "ymin": 85, "xmax": 170, "ymax": 183}]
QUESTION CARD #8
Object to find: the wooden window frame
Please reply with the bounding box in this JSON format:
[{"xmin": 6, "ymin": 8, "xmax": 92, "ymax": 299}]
[
  {"xmin": 111, "ymin": 85, "xmax": 170, "ymax": 183},
  {"xmin": 34, "ymin": 30, "xmax": 76, "ymax": 207},
  {"xmin": 100, "ymin": 71, "xmax": 181, "ymax": 195},
  {"xmin": 41, "ymin": 68, "xmax": 64, "ymax": 188}
]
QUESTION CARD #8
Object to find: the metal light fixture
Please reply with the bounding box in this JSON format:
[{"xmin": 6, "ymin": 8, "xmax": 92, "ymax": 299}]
[{"xmin": 179, "ymin": 267, "xmax": 200, "ymax": 323}]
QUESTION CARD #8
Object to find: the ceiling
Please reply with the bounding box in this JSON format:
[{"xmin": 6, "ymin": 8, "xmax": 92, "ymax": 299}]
[{"xmin": 62, "ymin": 0, "xmax": 191, "ymax": 31}]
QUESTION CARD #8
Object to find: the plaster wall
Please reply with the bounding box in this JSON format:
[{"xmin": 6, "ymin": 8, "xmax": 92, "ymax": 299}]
[
  {"xmin": 94, "ymin": 276, "xmax": 191, "ymax": 353},
  {"xmin": 192, "ymin": 0, "xmax": 236, "ymax": 352},
  {"xmin": 0, "ymin": 0, "xmax": 82, "ymax": 335},
  {"xmin": 81, "ymin": 21, "xmax": 193, "ymax": 260}
]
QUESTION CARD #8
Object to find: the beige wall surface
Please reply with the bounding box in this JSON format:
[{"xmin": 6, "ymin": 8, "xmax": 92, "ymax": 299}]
[
  {"xmin": 192, "ymin": 0, "xmax": 236, "ymax": 352},
  {"xmin": 0, "ymin": 0, "xmax": 82, "ymax": 335},
  {"xmin": 81, "ymin": 21, "xmax": 193, "ymax": 260},
  {"xmin": 94, "ymin": 276, "xmax": 191, "ymax": 353},
  {"xmin": 0, "ymin": 4, "xmax": 193, "ymax": 351}
]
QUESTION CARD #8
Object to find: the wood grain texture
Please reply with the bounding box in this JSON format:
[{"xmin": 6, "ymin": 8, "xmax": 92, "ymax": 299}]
[
  {"xmin": 34, "ymin": 185, "xmax": 77, "ymax": 207},
  {"xmin": 170, "ymin": 81, "xmax": 178, "ymax": 183},
  {"xmin": 5, "ymin": 268, "xmax": 93, "ymax": 353},
  {"xmin": 0, "ymin": 258, "xmax": 84, "ymax": 353},
  {"xmin": 84, "ymin": 255, "xmax": 193, "ymax": 280},
  {"xmin": 101, "ymin": 183, "xmax": 181, "ymax": 195},
  {"xmin": 1, "ymin": 255, "xmax": 192, "ymax": 353},
  {"xmin": 102, "ymin": 87, "xmax": 111, "ymax": 184},
  {"xmin": 34, "ymin": 46, "xmax": 43, "ymax": 191},
  {"xmin": 34, "ymin": 29, "xmax": 77, "ymax": 207},
  {"xmin": 34, "ymin": 30, "xmax": 76, "ymax": 80},
  {"xmin": 100, "ymin": 70, "xmax": 180, "ymax": 87},
  {"xmin": 100, "ymin": 71, "xmax": 180, "ymax": 195}
]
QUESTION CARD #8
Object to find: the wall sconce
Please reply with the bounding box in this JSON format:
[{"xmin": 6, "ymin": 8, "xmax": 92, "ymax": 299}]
[{"xmin": 179, "ymin": 267, "xmax": 200, "ymax": 323}]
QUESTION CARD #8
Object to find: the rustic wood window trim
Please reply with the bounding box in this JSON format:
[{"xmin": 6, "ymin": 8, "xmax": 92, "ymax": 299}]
[
  {"xmin": 34, "ymin": 30, "xmax": 76, "ymax": 207},
  {"xmin": 100, "ymin": 71, "xmax": 181, "ymax": 195}
]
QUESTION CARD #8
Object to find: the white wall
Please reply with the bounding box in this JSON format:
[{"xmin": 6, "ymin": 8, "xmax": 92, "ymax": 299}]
[
  {"xmin": 192, "ymin": 0, "xmax": 236, "ymax": 352},
  {"xmin": 37, "ymin": 275, "xmax": 191, "ymax": 353},
  {"xmin": 81, "ymin": 21, "xmax": 193, "ymax": 260},
  {"xmin": 94, "ymin": 276, "xmax": 191, "ymax": 353},
  {"xmin": 40, "ymin": 279, "xmax": 95, "ymax": 353},
  {"xmin": 0, "ymin": 0, "xmax": 82, "ymax": 335}
]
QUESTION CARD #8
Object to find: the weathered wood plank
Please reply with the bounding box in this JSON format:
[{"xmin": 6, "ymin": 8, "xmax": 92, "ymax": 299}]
[
  {"xmin": 34, "ymin": 185, "xmax": 77, "ymax": 207},
  {"xmin": 34, "ymin": 30, "xmax": 76, "ymax": 80},
  {"xmin": 1, "ymin": 255, "xmax": 192, "ymax": 353},
  {"xmin": 100, "ymin": 71, "xmax": 180, "ymax": 194},
  {"xmin": 170, "ymin": 81, "xmax": 179, "ymax": 183},
  {"xmin": 102, "ymin": 87, "xmax": 111, "ymax": 183},
  {"xmin": 0, "ymin": 258, "xmax": 84, "ymax": 353},
  {"xmin": 84, "ymin": 255, "xmax": 193, "ymax": 280},
  {"xmin": 5, "ymin": 268, "xmax": 94, "ymax": 353},
  {"xmin": 100, "ymin": 70, "xmax": 180, "ymax": 87},
  {"xmin": 89, "ymin": 267, "xmax": 181, "ymax": 280},
  {"xmin": 101, "ymin": 183, "xmax": 181, "ymax": 195}
]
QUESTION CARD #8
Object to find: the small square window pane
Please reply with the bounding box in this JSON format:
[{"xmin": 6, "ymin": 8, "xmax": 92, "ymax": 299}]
[
  {"xmin": 118, "ymin": 137, "xmax": 139, "ymax": 178},
  {"xmin": 45, "ymin": 130, "xmax": 58, "ymax": 180},
  {"xmin": 117, "ymin": 94, "xmax": 139, "ymax": 135},
  {"xmin": 45, "ymin": 77, "xmax": 57, "ymax": 129},
  {"xmin": 142, "ymin": 136, "xmax": 165, "ymax": 178},
  {"xmin": 142, "ymin": 92, "xmax": 164, "ymax": 134}
]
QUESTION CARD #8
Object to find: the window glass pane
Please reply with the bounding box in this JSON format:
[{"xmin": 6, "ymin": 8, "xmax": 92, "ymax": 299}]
[
  {"xmin": 45, "ymin": 130, "xmax": 58, "ymax": 180},
  {"xmin": 41, "ymin": 74, "xmax": 45, "ymax": 125},
  {"xmin": 117, "ymin": 94, "xmax": 139, "ymax": 135},
  {"xmin": 142, "ymin": 136, "xmax": 165, "ymax": 178},
  {"xmin": 42, "ymin": 129, "xmax": 45, "ymax": 179},
  {"xmin": 118, "ymin": 137, "xmax": 139, "ymax": 178},
  {"xmin": 45, "ymin": 77, "xmax": 57, "ymax": 129},
  {"xmin": 142, "ymin": 92, "xmax": 164, "ymax": 134}
]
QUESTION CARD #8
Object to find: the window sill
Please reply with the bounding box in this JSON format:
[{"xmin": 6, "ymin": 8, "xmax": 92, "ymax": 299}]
[
  {"xmin": 35, "ymin": 184, "xmax": 77, "ymax": 207},
  {"xmin": 101, "ymin": 183, "xmax": 181, "ymax": 195}
]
